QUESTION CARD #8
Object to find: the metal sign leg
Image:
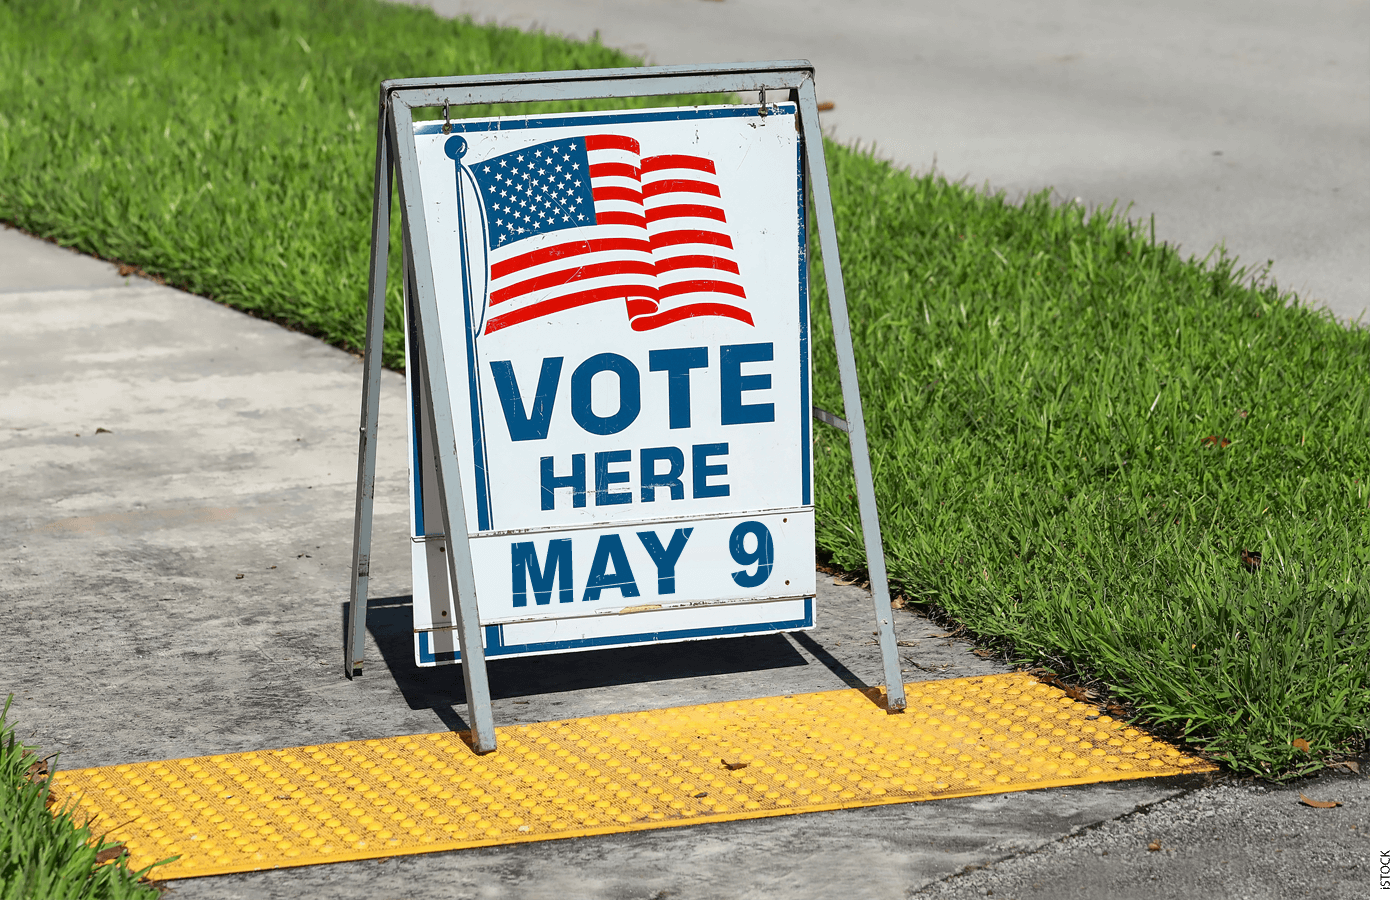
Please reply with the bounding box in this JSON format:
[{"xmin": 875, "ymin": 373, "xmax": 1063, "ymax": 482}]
[
  {"xmin": 346, "ymin": 108, "xmax": 394, "ymax": 680},
  {"xmin": 795, "ymin": 81, "xmax": 907, "ymax": 712},
  {"xmin": 390, "ymin": 96, "xmax": 498, "ymax": 752}
]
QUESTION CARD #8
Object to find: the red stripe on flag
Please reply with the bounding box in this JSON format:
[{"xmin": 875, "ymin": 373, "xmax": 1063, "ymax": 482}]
[
  {"xmin": 654, "ymin": 255, "xmax": 740, "ymax": 275},
  {"xmin": 649, "ymin": 229, "xmax": 734, "ymax": 250},
  {"xmin": 489, "ymin": 237, "xmax": 651, "ymax": 280},
  {"xmin": 643, "ymin": 179, "xmax": 721, "ymax": 199},
  {"xmin": 626, "ymin": 297, "xmax": 660, "ymax": 320},
  {"xmin": 590, "ymin": 162, "xmax": 641, "ymax": 181},
  {"xmin": 657, "ymin": 279, "xmax": 746, "ymax": 301},
  {"xmin": 629, "ymin": 302, "xmax": 754, "ymax": 331},
  {"xmin": 641, "ymin": 155, "xmax": 716, "ymax": 175},
  {"xmin": 595, "ymin": 211, "xmax": 647, "ymax": 229},
  {"xmin": 489, "ymin": 259, "xmax": 658, "ymax": 306},
  {"xmin": 585, "ymin": 135, "xmax": 641, "ymax": 154},
  {"xmin": 592, "ymin": 186, "xmax": 643, "ymax": 205},
  {"xmin": 484, "ymin": 283, "xmax": 652, "ymax": 334},
  {"xmin": 646, "ymin": 204, "xmax": 726, "ymax": 223}
]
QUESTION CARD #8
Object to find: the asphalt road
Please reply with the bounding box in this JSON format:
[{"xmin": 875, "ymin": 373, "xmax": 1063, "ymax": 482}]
[
  {"xmin": 402, "ymin": 0, "xmax": 1370, "ymax": 326},
  {"xmin": 0, "ymin": 226, "xmax": 1368, "ymax": 898}
]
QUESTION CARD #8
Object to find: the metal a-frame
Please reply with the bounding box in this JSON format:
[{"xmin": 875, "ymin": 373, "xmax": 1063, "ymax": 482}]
[{"xmin": 344, "ymin": 61, "xmax": 905, "ymax": 755}]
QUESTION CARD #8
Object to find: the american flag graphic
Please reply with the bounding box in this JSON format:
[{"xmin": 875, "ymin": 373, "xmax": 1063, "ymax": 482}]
[{"xmin": 459, "ymin": 134, "xmax": 752, "ymax": 335}]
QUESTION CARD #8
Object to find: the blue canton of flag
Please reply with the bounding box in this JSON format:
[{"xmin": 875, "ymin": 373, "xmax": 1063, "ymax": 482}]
[{"xmin": 469, "ymin": 139, "xmax": 598, "ymax": 248}]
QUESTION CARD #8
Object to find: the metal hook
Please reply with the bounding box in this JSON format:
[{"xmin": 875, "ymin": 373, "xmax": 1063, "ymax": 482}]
[
  {"xmin": 758, "ymin": 89, "xmax": 767, "ymax": 118},
  {"xmin": 441, "ymin": 102, "xmax": 451, "ymax": 135}
]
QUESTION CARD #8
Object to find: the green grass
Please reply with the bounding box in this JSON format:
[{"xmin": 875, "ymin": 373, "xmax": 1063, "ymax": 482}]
[
  {"xmin": 0, "ymin": 0, "xmax": 717, "ymax": 365},
  {"xmin": 0, "ymin": 698, "xmax": 169, "ymax": 898},
  {"xmin": 808, "ymin": 156, "xmax": 1368, "ymax": 776},
  {"xmin": 0, "ymin": 0, "xmax": 1368, "ymax": 780}
]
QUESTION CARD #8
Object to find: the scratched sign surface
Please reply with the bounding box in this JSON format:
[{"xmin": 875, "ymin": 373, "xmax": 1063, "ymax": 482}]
[{"xmin": 404, "ymin": 104, "xmax": 814, "ymax": 663}]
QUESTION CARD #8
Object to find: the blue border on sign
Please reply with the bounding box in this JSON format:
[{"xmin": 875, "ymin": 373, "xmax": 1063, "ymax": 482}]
[
  {"xmin": 417, "ymin": 597, "xmax": 814, "ymax": 662},
  {"xmin": 796, "ymin": 127, "xmax": 811, "ymax": 506},
  {"xmin": 408, "ymin": 102, "xmax": 810, "ymax": 541}
]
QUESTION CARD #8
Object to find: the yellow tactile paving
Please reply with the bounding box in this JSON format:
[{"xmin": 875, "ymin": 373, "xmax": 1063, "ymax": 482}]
[{"xmin": 50, "ymin": 674, "xmax": 1213, "ymax": 879}]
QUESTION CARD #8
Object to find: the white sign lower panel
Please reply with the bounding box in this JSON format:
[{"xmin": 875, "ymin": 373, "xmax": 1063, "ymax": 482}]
[
  {"xmin": 411, "ymin": 509, "xmax": 815, "ymax": 664},
  {"xmin": 474, "ymin": 508, "xmax": 815, "ymax": 625}
]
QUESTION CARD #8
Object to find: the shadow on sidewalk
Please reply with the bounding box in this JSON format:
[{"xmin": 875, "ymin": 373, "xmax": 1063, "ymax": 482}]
[{"xmin": 348, "ymin": 595, "xmax": 819, "ymax": 733}]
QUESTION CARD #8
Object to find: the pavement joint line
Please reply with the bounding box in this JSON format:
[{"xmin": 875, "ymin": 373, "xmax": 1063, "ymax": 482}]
[{"xmin": 50, "ymin": 673, "xmax": 1214, "ymax": 880}]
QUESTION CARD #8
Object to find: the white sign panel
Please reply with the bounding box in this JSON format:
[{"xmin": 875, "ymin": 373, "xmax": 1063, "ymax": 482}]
[{"xmin": 404, "ymin": 103, "xmax": 814, "ymax": 663}]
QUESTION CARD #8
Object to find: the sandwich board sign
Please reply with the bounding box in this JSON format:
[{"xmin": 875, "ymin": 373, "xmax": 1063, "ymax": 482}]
[
  {"xmin": 346, "ymin": 62, "xmax": 906, "ymax": 753},
  {"xmin": 407, "ymin": 103, "xmax": 815, "ymax": 663}
]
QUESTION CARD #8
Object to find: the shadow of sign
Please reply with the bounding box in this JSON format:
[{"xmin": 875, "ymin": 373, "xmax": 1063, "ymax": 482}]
[
  {"xmin": 348, "ymin": 596, "xmax": 819, "ymax": 730},
  {"xmin": 789, "ymin": 631, "xmax": 875, "ymax": 696}
]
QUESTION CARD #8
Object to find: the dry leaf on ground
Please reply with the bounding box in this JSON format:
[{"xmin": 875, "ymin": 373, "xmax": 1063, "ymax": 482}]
[
  {"xmin": 1299, "ymin": 793, "xmax": 1341, "ymax": 809},
  {"xmin": 1147, "ymin": 841, "xmax": 1162, "ymax": 852},
  {"xmin": 94, "ymin": 844, "xmax": 127, "ymax": 864},
  {"xmin": 1034, "ymin": 674, "xmax": 1093, "ymax": 703},
  {"xmin": 721, "ymin": 760, "xmax": 749, "ymax": 771},
  {"xmin": 1291, "ymin": 738, "xmax": 1311, "ymax": 753}
]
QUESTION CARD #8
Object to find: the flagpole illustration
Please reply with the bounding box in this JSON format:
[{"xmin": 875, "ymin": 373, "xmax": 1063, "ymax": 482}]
[{"xmin": 445, "ymin": 134, "xmax": 493, "ymax": 530}]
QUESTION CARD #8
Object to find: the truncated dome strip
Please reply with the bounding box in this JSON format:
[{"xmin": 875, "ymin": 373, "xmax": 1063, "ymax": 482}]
[{"xmin": 49, "ymin": 674, "xmax": 1214, "ymax": 880}]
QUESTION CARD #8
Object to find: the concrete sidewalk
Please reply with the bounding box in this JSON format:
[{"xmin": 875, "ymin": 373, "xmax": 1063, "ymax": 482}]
[
  {"xmin": 0, "ymin": 221, "xmax": 1368, "ymax": 896},
  {"xmin": 406, "ymin": 0, "xmax": 1370, "ymax": 326}
]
